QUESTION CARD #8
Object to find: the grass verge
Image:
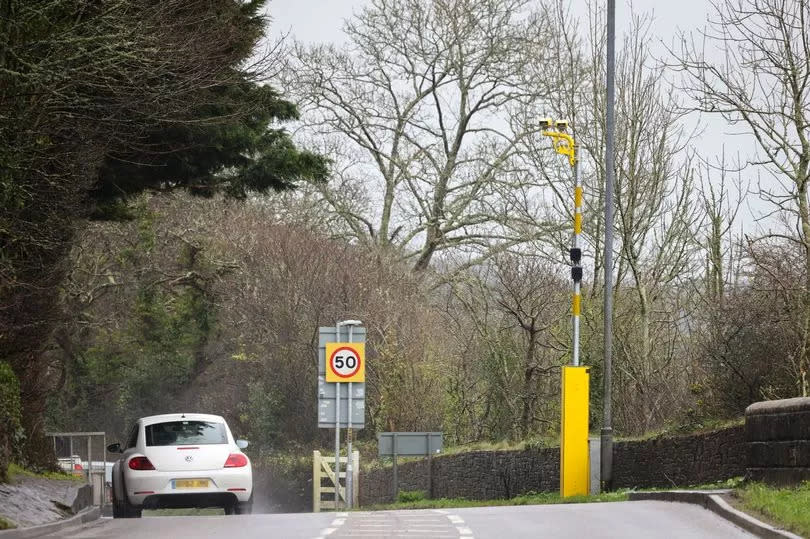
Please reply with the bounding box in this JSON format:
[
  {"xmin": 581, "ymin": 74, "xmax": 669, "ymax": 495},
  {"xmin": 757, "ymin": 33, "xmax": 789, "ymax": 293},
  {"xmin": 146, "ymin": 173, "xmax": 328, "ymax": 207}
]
[
  {"xmin": 361, "ymin": 489, "xmax": 629, "ymax": 511},
  {"xmin": 735, "ymin": 482, "xmax": 810, "ymax": 537},
  {"xmin": 145, "ymin": 508, "xmax": 225, "ymax": 517},
  {"xmin": 7, "ymin": 463, "xmax": 82, "ymax": 482},
  {"xmin": 0, "ymin": 516, "xmax": 16, "ymax": 530}
]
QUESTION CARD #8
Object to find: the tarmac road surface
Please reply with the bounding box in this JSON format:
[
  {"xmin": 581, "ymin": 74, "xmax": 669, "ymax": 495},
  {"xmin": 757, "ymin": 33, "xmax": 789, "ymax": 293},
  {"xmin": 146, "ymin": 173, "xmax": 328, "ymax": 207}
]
[{"xmin": 41, "ymin": 500, "xmax": 754, "ymax": 538}]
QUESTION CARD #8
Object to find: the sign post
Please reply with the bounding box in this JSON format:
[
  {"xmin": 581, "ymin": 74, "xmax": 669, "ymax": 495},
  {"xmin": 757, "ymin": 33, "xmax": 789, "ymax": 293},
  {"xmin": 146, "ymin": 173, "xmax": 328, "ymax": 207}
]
[
  {"xmin": 346, "ymin": 324, "xmax": 355, "ymax": 509},
  {"xmin": 333, "ymin": 320, "xmax": 340, "ymax": 509},
  {"xmin": 318, "ymin": 322, "xmax": 365, "ymax": 510},
  {"xmin": 378, "ymin": 432, "xmax": 442, "ymax": 501}
]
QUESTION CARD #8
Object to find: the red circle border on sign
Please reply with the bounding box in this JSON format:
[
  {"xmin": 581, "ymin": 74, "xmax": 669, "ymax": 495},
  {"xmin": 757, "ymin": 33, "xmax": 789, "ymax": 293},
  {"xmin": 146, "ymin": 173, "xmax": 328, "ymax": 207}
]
[{"xmin": 329, "ymin": 346, "xmax": 362, "ymax": 379}]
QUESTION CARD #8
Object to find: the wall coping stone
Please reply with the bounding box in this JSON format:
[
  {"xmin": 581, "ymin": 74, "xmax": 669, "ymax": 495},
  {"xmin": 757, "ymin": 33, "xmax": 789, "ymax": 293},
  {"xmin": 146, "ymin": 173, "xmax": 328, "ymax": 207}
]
[{"xmin": 746, "ymin": 398, "xmax": 810, "ymax": 416}]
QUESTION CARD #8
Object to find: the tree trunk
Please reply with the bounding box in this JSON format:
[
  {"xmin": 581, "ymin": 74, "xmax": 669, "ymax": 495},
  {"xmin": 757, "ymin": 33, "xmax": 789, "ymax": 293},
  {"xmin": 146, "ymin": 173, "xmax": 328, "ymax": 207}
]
[{"xmin": 520, "ymin": 327, "xmax": 538, "ymax": 439}]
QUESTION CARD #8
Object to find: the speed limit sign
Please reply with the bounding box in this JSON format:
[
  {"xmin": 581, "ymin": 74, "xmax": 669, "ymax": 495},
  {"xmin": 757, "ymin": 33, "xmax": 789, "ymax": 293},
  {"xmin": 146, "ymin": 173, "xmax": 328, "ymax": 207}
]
[{"xmin": 325, "ymin": 342, "xmax": 365, "ymax": 383}]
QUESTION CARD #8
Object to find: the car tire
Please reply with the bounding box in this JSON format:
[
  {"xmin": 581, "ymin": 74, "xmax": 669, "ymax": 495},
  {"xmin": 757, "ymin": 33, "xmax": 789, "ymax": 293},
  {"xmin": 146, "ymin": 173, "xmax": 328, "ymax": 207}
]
[
  {"xmin": 112, "ymin": 490, "xmax": 124, "ymax": 519},
  {"xmin": 234, "ymin": 494, "xmax": 253, "ymax": 515},
  {"xmin": 112, "ymin": 477, "xmax": 141, "ymax": 518}
]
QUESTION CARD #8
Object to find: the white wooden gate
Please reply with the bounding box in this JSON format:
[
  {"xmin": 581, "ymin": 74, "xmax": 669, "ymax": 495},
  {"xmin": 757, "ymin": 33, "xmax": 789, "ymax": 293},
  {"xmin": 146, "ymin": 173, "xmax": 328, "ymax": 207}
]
[{"xmin": 313, "ymin": 450, "xmax": 359, "ymax": 512}]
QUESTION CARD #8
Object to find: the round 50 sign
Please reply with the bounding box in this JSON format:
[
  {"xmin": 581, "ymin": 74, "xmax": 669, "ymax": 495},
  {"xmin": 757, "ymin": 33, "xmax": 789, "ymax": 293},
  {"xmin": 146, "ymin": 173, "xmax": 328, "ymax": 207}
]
[{"xmin": 325, "ymin": 342, "xmax": 365, "ymax": 383}]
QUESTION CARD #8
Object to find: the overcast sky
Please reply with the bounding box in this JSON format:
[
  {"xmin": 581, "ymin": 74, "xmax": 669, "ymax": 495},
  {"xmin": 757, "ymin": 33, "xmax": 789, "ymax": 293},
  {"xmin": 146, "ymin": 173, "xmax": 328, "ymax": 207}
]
[
  {"xmin": 266, "ymin": 0, "xmax": 766, "ymax": 228},
  {"xmin": 268, "ymin": 0, "xmax": 712, "ymax": 49}
]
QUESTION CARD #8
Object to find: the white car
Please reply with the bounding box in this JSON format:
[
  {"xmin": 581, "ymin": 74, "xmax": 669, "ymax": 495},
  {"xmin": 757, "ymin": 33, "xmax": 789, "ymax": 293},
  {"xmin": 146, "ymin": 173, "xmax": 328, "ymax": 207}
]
[{"xmin": 107, "ymin": 413, "xmax": 252, "ymax": 517}]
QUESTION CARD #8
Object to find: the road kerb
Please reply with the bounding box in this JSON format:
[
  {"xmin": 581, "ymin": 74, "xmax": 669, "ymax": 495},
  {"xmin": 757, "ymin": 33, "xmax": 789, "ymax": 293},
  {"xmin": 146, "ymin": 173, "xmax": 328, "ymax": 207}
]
[
  {"xmin": 0, "ymin": 506, "xmax": 101, "ymax": 539},
  {"xmin": 628, "ymin": 490, "xmax": 801, "ymax": 539}
]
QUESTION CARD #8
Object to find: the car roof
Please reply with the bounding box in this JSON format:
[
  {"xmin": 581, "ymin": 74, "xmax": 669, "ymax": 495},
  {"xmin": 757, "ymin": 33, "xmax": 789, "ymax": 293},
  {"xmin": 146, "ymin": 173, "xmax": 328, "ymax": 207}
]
[{"xmin": 139, "ymin": 413, "xmax": 226, "ymax": 426}]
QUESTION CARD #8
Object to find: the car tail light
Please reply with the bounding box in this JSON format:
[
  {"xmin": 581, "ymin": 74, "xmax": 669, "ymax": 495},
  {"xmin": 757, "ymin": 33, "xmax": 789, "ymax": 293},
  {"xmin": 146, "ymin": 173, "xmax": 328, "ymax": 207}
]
[
  {"xmin": 128, "ymin": 456, "xmax": 155, "ymax": 471},
  {"xmin": 224, "ymin": 453, "xmax": 248, "ymax": 468},
  {"xmin": 73, "ymin": 463, "xmax": 83, "ymax": 471}
]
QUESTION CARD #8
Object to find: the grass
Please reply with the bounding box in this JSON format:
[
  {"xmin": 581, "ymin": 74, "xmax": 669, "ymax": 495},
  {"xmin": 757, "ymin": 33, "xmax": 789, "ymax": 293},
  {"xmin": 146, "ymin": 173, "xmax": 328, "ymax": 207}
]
[
  {"xmin": 0, "ymin": 516, "xmax": 16, "ymax": 530},
  {"xmin": 671, "ymin": 476, "xmax": 746, "ymax": 491},
  {"xmin": 145, "ymin": 508, "xmax": 225, "ymax": 517},
  {"xmin": 7, "ymin": 463, "xmax": 82, "ymax": 482},
  {"xmin": 615, "ymin": 417, "xmax": 745, "ymax": 443},
  {"xmin": 361, "ymin": 489, "xmax": 629, "ymax": 511},
  {"xmin": 735, "ymin": 481, "xmax": 810, "ymax": 537}
]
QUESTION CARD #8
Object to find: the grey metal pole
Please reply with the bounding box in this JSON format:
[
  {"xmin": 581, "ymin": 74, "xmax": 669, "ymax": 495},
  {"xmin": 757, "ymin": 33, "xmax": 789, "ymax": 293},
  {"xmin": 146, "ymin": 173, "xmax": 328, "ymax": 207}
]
[
  {"xmin": 87, "ymin": 436, "xmax": 92, "ymax": 484},
  {"xmin": 346, "ymin": 325, "xmax": 354, "ymax": 509},
  {"xmin": 392, "ymin": 433, "xmax": 398, "ymax": 502},
  {"xmin": 103, "ymin": 433, "xmax": 107, "ymax": 508},
  {"xmin": 334, "ymin": 322, "xmax": 341, "ymax": 509},
  {"xmin": 427, "ymin": 433, "xmax": 433, "ymax": 499},
  {"xmin": 601, "ymin": 0, "xmax": 616, "ymax": 491}
]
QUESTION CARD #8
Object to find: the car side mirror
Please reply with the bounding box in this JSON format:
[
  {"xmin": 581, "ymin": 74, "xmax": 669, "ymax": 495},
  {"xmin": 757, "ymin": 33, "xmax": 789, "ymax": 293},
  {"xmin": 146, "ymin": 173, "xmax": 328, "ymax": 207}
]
[
  {"xmin": 236, "ymin": 439, "xmax": 249, "ymax": 450},
  {"xmin": 107, "ymin": 442, "xmax": 122, "ymax": 454}
]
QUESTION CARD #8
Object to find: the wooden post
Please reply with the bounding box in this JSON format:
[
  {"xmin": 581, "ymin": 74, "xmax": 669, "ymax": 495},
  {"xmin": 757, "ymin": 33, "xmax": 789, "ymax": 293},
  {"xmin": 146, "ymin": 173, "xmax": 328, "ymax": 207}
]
[{"xmin": 313, "ymin": 450, "xmax": 321, "ymax": 513}]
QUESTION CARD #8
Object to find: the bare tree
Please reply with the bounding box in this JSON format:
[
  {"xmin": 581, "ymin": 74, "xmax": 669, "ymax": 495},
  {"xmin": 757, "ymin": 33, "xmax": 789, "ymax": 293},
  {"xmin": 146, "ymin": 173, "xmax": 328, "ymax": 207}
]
[
  {"xmin": 491, "ymin": 254, "xmax": 568, "ymax": 438},
  {"xmin": 285, "ymin": 0, "xmax": 560, "ymax": 275},
  {"xmin": 674, "ymin": 0, "xmax": 810, "ymax": 396}
]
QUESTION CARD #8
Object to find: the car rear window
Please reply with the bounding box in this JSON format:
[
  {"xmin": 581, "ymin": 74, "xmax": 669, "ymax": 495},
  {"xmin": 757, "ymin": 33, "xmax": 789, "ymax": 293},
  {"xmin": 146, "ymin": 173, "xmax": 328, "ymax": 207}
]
[{"xmin": 145, "ymin": 421, "xmax": 227, "ymax": 446}]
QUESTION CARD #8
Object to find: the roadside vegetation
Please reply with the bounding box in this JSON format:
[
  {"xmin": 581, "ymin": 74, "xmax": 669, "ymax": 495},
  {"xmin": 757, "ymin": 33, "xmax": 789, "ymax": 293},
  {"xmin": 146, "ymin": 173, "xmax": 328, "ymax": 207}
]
[
  {"xmin": 363, "ymin": 490, "xmax": 629, "ymax": 511},
  {"xmin": 5, "ymin": 463, "xmax": 81, "ymax": 483},
  {"xmin": 735, "ymin": 482, "xmax": 810, "ymax": 538}
]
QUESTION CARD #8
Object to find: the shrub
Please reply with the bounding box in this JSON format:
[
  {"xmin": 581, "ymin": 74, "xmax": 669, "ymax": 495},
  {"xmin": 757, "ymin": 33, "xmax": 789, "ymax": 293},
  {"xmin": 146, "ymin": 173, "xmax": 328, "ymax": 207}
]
[
  {"xmin": 397, "ymin": 490, "xmax": 427, "ymax": 503},
  {"xmin": 0, "ymin": 362, "xmax": 22, "ymax": 482}
]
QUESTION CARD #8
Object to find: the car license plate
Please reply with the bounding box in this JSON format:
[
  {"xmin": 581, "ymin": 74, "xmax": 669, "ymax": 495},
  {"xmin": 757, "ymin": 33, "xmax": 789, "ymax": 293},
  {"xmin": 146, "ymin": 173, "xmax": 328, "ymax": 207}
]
[{"xmin": 173, "ymin": 479, "xmax": 209, "ymax": 489}]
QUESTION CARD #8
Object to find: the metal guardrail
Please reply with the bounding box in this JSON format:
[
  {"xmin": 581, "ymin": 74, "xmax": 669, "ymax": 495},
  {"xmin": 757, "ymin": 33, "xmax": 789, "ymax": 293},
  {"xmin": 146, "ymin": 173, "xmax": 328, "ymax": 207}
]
[{"xmin": 46, "ymin": 431, "xmax": 108, "ymax": 508}]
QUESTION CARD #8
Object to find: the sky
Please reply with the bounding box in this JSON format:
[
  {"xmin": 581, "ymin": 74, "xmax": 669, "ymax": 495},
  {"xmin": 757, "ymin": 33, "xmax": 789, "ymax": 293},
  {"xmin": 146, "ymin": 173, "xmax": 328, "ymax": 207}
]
[
  {"xmin": 264, "ymin": 0, "xmax": 767, "ymax": 231},
  {"xmin": 267, "ymin": 0, "xmax": 712, "ymax": 49},
  {"xmin": 265, "ymin": 0, "xmax": 744, "ymax": 161}
]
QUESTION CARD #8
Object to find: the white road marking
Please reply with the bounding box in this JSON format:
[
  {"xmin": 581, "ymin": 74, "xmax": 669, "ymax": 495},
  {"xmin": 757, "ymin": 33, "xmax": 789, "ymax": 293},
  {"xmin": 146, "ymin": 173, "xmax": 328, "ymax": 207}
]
[
  {"xmin": 315, "ymin": 527, "xmax": 337, "ymax": 539},
  {"xmin": 325, "ymin": 510, "xmax": 475, "ymax": 539}
]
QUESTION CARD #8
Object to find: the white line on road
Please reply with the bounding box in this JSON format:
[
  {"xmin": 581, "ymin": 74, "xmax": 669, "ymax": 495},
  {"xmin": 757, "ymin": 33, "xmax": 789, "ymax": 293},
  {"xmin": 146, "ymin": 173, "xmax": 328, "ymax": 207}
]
[{"xmin": 315, "ymin": 527, "xmax": 336, "ymax": 539}]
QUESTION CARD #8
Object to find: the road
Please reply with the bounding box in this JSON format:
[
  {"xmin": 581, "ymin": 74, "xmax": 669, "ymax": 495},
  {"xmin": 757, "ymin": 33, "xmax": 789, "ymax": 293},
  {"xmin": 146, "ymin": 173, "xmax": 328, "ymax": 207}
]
[{"xmin": 44, "ymin": 501, "xmax": 754, "ymax": 538}]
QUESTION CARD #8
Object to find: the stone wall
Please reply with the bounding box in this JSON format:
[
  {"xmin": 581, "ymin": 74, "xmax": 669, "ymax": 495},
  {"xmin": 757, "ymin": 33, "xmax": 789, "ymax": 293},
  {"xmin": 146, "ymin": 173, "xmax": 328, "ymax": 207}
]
[
  {"xmin": 746, "ymin": 396, "xmax": 810, "ymax": 485},
  {"xmin": 359, "ymin": 426, "xmax": 747, "ymax": 506},
  {"xmin": 611, "ymin": 425, "xmax": 746, "ymax": 489},
  {"xmin": 360, "ymin": 449, "xmax": 560, "ymax": 505}
]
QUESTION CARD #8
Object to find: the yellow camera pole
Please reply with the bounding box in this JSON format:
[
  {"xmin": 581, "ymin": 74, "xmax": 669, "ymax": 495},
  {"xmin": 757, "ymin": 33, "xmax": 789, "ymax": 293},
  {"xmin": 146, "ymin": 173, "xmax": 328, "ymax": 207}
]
[{"xmin": 541, "ymin": 119, "xmax": 590, "ymax": 498}]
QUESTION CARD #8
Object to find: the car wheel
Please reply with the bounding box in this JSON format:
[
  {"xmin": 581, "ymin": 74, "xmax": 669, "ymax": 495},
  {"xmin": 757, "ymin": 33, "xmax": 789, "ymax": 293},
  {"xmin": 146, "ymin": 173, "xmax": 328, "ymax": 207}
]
[
  {"xmin": 112, "ymin": 490, "xmax": 124, "ymax": 519},
  {"xmin": 113, "ymin": 474, "xmax": 141, "ymax": 518},
  {"xmin": 235, "ymin": 494, "xmax": 253, "ymax": 515}
]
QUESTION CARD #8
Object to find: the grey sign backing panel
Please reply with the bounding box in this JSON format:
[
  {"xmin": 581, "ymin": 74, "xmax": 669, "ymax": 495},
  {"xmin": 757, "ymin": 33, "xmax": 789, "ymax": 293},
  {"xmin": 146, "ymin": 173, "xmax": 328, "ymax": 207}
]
[
  {"xmin": 378, "ymin": 432, "xmax": 443, "ymax": 456},
  {"xmin": 318, "ymin": 376, "xmax": 365, "ymax": 399},
  {"xmin": 318, "ymin": 397, "xmax": 365, "ymax": 428},
  {"xmin": 317, "ymin": 326, "xmax": 366, "ymax": 429}
]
